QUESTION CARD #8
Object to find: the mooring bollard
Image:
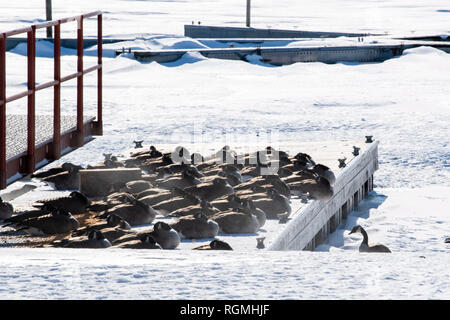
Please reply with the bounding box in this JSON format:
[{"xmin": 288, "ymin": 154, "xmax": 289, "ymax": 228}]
[
  {"xmin": 338, "ymin": 157, "xmax": 347, "ymax": 168},
  {"xmin": 256, "ymin": 237, "xmax": 265, "ymax": 249},
  {"xmin": 133, "ymin": 140, "xmax": 143, "ymax": 148},
  {"xmin": 352, "ymin": 146, "xmax": 360, "ymax": 156},
  {"xmin": 365, "ymin": 135, "xmax": 374, "ymax": 143}
]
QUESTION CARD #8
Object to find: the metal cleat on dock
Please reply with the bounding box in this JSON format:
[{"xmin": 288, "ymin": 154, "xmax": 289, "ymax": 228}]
[
  {"xmin": 365, "ymin": 136, "xmax": 374, "ymax": 143},
  {"xmin": 300, "ymin": 192, "xmax": 309, "ymax": 204},
  {"xmin": 352, "ymin": 146, "xmax": 360, "ymax": 156},
  {"xmin": 338, "ymin": 157, "xmax": 347, "ymax": 168},
  {"xmin": 133, "ymin": 140, "xmax": 144, "ymax": 148},
  {"xmin": 277, "ymin": 213, "xmax": 289, "ymax": 224},
  {"xmin": 256, "ymin": 237, "xmax": 265, "ymax": 249}
]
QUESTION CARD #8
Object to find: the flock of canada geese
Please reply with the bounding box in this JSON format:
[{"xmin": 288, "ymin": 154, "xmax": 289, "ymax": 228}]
[{"xmin": 0, "ymin": 145, "xmax": 398, "ymax": 252}]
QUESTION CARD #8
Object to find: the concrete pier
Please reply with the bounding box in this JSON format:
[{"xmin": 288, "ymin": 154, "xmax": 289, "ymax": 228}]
[
  {"xmin": 124, "ymin": 41, "xmax": 450, "ymax": 65},
  {"xmin": 185, "ymin": 25, "xmax": 373, "ymax": 39},
  {"xmin": 126, "ymin": 140, "xmax": 379, "ymax": 251},
  {"xmin": 1, "ymin": 139, "xmax": 378, "ymax": 250}
]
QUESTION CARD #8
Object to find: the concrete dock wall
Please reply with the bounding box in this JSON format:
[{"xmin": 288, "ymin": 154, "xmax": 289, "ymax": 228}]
[
  {"xmin": 130, "ymin": 45, "xmax": 408, "ymax": 65},
  {"xmin": 269, "ymin": 141, "xmax": 379, "ymax": 251},
  {"xmin": 185, "ymin": 25, "xmax": 371, "ymax": 39}
]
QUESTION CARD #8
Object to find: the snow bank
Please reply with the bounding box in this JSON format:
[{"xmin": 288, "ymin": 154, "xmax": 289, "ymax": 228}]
[{"xmin": 0, "ymin": 248, "xmax": 449, "ymax": 299}]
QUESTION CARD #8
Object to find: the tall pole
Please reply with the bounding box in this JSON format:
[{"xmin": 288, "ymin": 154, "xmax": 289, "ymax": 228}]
[
  {"xmin": 246, "ymin": 0, "xmax": 251, "ymax": 27},
  {"xmin": 46, "ymin": 0, "xmax": 52, "ymax": 38}
]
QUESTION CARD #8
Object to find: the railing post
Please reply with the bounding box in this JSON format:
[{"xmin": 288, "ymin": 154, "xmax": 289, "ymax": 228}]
[
  {"xmin": 76, "ymin": 15, "xmax": 84, "ymax": 147},
  {"xmin": 0, "ymin": 34, "xmax": 6, "ymax": 188},
  {"xmin": 97, "ymin": 14, "xmax": 103, "ymax": 135},
  {"xmin": 26, "ymin": 26, "xmax": 36, "ymax": 174},
  {"xmin": 52, "ymin": 22, "xmax": 61, "ymax": 159},
  {"xmin": 246, "ymin": 0, "xmax": 251, "ymax": 27},
  {"xmin": 46, "ymin": 0, "xmax": 53, "ymax": 38}
]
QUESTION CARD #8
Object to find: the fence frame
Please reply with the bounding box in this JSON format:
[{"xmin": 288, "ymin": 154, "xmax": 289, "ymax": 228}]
[{"xmin": 0, "ymin": 11, "xmax": 103, "ymax": 189}]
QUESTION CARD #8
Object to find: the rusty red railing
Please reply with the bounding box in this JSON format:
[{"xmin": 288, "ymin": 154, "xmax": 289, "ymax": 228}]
[{"xmin": 0, "ymin": 11, "xmax": 103, "ymax": 189}]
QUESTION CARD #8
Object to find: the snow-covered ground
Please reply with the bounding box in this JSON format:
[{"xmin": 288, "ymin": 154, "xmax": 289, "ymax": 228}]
[{"xmin": 1, "ymin": 0, "xmax": 449, "ymax": 299}]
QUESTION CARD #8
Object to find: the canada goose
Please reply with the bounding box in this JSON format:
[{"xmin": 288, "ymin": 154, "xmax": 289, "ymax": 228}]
[
  {"xmin": 31, "ymin": 162, "xmax": 83, "ymax": 179},
  {"xmin": 282, "ymin": 159, "xmax": 313, "ymax": 172},
  {"xmin": 210, "ymin": 194, "xmax": 243, "ymax": 212},
  {"xmin": 138, "ymin": 187, "xmax": 184, "ymax": 206},
  {"xmin": 0, "ymin": 197, "xmax": 14, "ymax": 220},
  {"xmin": 162, "ymin": 163, "xmax": 204, "ymax": 177},
  {"xmin": 242, "ymin": 198, "xmax": 266, "ymax": 228},
  {"xmin": 193, "ymin": 239, "xmax": 233, "ymax": 250},
  {"xmin": 152, "ymin": 192, "xmax": 200, "ymax": 216},
  {"xmin": 294, "ymin": 152, "xmax": 316, "ymax": 166},
  {"xmin": 88, "ymin": 156, "xmax": 124, "ymax": 170},
  {"xmin": 11, "ymin": 208, "xmax": 79, "ymax": 236},
  {"xmin": 89, "ymin": 192, "xmax": 136, "ymax": 212},
  {"xmin": 97, "ymin": 223, "xmax": 136, "ymax": 243},
  {"xmin": 211, "ymin": 207, "xmax": 260, "ymax": 234},
  {"xmin": 217, "ymin": 170, "xmax": 242, "ymax": 186},
  {"xmin": 54, "ymin": 230, "xmax": 106, "ymax": 248},
  {"xmin": 41, "ymin": 165, "xmax": 81, "ymax": 190},
  {"xmin": 184, "ymin": 177, "xmax": 234, "ymax": 202},
  {"xmin": 102, "ymin": 198, "xmax": 156, "ymax": 226},
  {"xmin": 169, "ymin": 199, "xmax": 220, "ymax": 218},
  {"xmin": 110, "ymin": 229, "xmax": 151, "ymax": 245},
  {"xmin": 349, "ymin": 225, "xmax": 391, "ymax": 253},
  {"xmin": 277, "ymin": 167, "xmax": 293, "ymax": 178},
  {"xmin": 139, "ymin": 153, "xmax": 173, "ymax": 172},
  {"xmin": 130, "ymin": 145, "xmax": 163, "ymax": 159},
  {"xmin": 124, "ymin": 180, "xmax": 153, "ymax": 195},
  {"xmin": 136, "ymin": 187, "xmax": 174, "ymax": 199},
  {"xmin": 243, "ymin": 189, "xmax": 290, "ymax": 219},
  {"xmin": 112, "ymin": 234, "xmax": 161, "ymax": 249},
  {"xmin": 150, "ymin": 221, "xmax": 180, "ymax": 249},
  {"xmin": 141, "ymin": 167, "xmax": 174, "ymax": 184},
  {"xmin": 53, "ymin": 230, "xmax": 111, "ymax": 248},
  {"xmin": 34, "ymin": 191, "xmax": 90, "ymax": 215},
  {"xmin": 235, "ymin": 175, "xmax": 290, "ymax": 199},
  {"xmin": 287, "ymin": 176, "xmax": 333, "ymax": 200},
  {"xmin": 2, "ymin": 203, "xmax": 56, "ymax": 224},
  {"xmin": 240, "ymin": 163, "xmax": 279, "ymax": 178},
  {"xmin": 312, "ymin": 164, "xmax": 336, "ymax": 185},
  {"xmin": 72, "ymin": 214, "xmax": 131, "ymax": 237},
  {"xmin": 155, "ymin": 167, "xmax": 202, "ymax": 190},
  {"xmin": 282, "ymin": 169, "xmax": 317, "ymax": 184},
  {"xmin": 170, "ymin": 212, "xmax": 219, "ymax": 239}
]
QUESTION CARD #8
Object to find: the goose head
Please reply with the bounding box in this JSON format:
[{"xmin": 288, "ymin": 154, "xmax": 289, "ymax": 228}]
[
  {"xmin": 210, "ymin": 239, "xmax": 233, "ymax": 250},
  {"xmin": 70, "ymin": 191, "xmax": 91, "ymax": 206}
]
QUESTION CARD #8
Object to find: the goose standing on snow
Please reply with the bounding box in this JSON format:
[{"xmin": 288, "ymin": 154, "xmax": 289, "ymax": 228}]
[{"xmin": 349, "ymin": 225, "xmax": 391, "ymax": 253}]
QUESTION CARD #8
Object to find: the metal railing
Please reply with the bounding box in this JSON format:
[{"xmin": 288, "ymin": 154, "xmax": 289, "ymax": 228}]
[{"xmin": 0, "ymin": 11, "xmax": 103, "ymax": 189}]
